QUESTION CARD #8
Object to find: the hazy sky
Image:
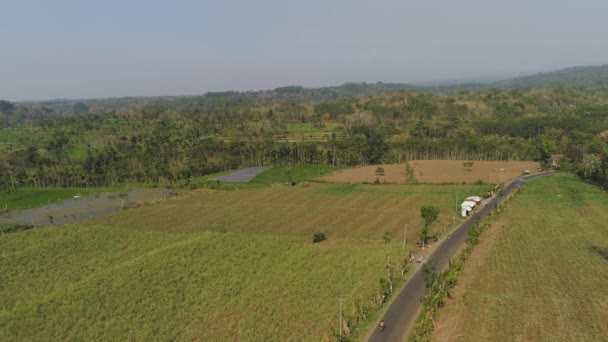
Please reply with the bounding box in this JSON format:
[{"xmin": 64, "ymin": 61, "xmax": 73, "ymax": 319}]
[{"xmin": 2, "ymin": 0, "xmax": 608, "ymax": 100}]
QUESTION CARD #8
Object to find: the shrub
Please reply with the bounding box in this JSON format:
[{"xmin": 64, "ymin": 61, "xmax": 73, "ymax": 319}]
[
  {"xmin": 405, "ymin": 162, "xmax": 417, "ymax": 183},
  {"xmin": 312, "ymin": 231, "xmax": 327, "ymax": 243},
  {"xmin": 375, "ymin": 166, "xmax": 385, "ymax": 176}
]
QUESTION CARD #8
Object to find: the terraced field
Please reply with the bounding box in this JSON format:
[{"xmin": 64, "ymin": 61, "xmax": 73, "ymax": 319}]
[
  {"xmin": 433, "ymin": 173, "xmax": 608, "ymax": 341},
  {"xmin": 0, "ymin": 177, "xmax": 490, "ymax": 341}
]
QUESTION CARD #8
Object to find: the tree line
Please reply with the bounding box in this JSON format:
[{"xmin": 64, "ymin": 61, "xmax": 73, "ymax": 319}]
[{"xmin": 1, "ymin": 87, "xmax": 607, "ymax": 189}]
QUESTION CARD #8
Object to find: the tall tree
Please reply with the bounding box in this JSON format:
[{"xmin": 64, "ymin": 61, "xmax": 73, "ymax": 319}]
[{"xmin": 420, "ymin": 205, "xmax": 440, "ymax": 248}]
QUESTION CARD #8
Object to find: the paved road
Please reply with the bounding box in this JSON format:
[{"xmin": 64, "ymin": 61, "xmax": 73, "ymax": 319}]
[
  {"xmin": 368, "ymin": 172, "xmax": 552, "ymax": 342},
  {"xmin": 208, "ymin": 166, "xmax": 270, "ymax": 183}
]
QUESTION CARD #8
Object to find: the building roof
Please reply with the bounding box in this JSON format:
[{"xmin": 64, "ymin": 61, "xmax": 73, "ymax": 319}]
[{"xmin": 461, "ymin": 200, "xmax": 477, "ymax": 208}]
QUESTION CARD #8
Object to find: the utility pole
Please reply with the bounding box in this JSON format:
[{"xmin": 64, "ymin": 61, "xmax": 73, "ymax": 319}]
[
  {"xmin": 386, "ymin": 255, "xmax": 393, "ymax": 293},
  {"xmin": 402, "ymin": 224, "xmax": 408, "ymax": 250},
  {"xmin": 387, "ymin": 265, "xmax": 393, "ymax": 293},
  {"xmin": 337, "ymin": 296, "xmax": 344, "ymax": 340},
  {"xmin": 454, "ymin": 192, "xmax": 458, "ymax": 224}
]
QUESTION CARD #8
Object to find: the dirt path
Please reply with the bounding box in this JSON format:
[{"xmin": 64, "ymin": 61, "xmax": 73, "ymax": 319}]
[{"xmin": 208, "ymin": 166, "xmax": 269, "ymax": 183}]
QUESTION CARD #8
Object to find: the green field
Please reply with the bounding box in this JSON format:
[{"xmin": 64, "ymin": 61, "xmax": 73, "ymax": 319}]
[
  {"xmin": 0, "ymin": 173, "xmax": 490, "ymax": 340},
  {"xmin": 250, "ymin": 165, "xmax": 344, "ymax": 185},
  {"xmin": 0, "ymin": 187, "xmax": 110, "ymax": 212},
  {"xmin": 96, "ymin": 182, "xmax": 488, "ymax": 239},
  {"xmin": 433, "ymin": 173, "xmax": 608, "ymax": 341}
]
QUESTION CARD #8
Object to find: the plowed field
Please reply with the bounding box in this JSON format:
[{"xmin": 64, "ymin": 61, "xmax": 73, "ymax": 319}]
[{"xmin": 320, "ymin": 160, "xmax": 540, "ymax": 184}]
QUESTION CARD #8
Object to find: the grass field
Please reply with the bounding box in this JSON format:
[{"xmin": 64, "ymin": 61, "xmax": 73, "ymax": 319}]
[
  {"xmin": 0, "ymin": 172, "xmax": 490, "ymax": 340},
  {"xmin": 95, "ymin": 182, "xmax": 489, "ymax": 239},
  {"xmin": 433, "ymin": 173, "xmax": 608, "ymax": 341},
  {"xmin": 0, "ymin": 226, "xmax": 390, "ymax": 340},
  {"xmin": 0, "ymin": 187, "xmax": 111, "ymax": 212},
  {"xmin": 250, "ymin": 165, "xmax": 344, "ymax": 185}
]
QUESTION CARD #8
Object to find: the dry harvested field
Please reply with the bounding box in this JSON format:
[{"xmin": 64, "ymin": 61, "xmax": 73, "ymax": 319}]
[
  {"xmin": 320, "ymin": 160, "xmax": 541, "ymax": 184},
  {"xmin": 433, "ymin": 173, "xmax": 608, "ymax": 341}
]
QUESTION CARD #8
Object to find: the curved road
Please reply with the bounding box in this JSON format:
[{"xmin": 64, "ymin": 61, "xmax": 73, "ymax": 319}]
[{"xmin": 368, "ymin": 172, "xmax": 552, "ymax": 342}]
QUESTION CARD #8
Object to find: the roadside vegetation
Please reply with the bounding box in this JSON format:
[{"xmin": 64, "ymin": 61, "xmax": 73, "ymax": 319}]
[{"xmin": 427, "ymin": 173, "xmax": 608, "ymax": 341}]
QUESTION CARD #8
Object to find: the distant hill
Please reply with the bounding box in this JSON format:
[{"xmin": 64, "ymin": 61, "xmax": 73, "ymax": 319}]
[
  {"xmin": 10, "ymin": 65, "xmax": 608, "ymax": 114},
  {"xmin": 495, "ymin": 65, "xmax": 608, "ymax": 89}
]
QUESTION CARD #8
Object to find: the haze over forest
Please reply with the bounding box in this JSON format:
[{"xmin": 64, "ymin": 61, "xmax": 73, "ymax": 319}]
[{"xmin": 3, "ymin": 1, "xmax": 608, "ymax": 100}]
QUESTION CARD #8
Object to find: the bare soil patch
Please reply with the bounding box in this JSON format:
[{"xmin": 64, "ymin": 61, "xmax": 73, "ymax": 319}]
[{"xmin": 320, "ymin": 160, "xmax": 541, "ymax": 184}]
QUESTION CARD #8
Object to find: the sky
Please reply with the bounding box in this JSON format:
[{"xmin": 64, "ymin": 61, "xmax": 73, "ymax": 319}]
[{"xmin": 2, "ymin": 0, "xmax": 608, "ymax": 100}]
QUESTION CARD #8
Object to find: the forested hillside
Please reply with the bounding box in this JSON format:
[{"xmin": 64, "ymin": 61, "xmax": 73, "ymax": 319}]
[
  {"xmin": 499, "ymin": 65, "xmax": 608, "ymax": 89},
  {"xmin": 4, "ymin": 66, "xmax": 606, "ymax": 123},
  {"xmin": 2, "ymin": 85, "xmax": 608, "ymax": 190}
]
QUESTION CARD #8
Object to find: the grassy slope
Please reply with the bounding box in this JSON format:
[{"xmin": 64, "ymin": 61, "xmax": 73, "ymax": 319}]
[
  {"xmin": 0, "ymin": 177, "xmax": 490, "ymax": 341},
  {"xmin": 433, "ymin": 173, "xmax": 608, "ymax": 341}
]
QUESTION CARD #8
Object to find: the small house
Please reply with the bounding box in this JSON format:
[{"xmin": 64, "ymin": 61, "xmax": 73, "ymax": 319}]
[
  {"xmin": 548, "ymin": 154, "xmax": 564, "ymax": 167},
  {"xmin": 466, "ymin": 196, "xmax": 482, "ymax": 203},
  {"xmin": 461, "ymin": 200, "xmax": 477, "ymax": 208},
  {"xmin": 461, "ymin": 206, "xmax": 472, "ymax": 217}
]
